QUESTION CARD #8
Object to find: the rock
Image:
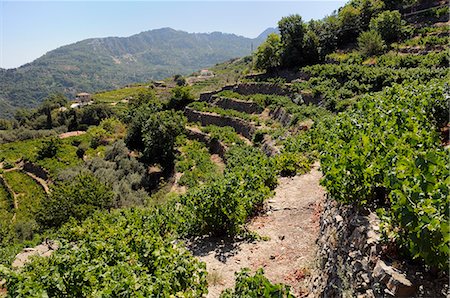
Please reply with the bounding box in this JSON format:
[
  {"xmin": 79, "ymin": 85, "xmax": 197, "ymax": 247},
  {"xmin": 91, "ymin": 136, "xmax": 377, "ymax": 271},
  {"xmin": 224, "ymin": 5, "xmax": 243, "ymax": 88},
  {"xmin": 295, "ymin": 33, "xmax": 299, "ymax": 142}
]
[
  {"xmin": 366, "ymin": 230, "xmax": 380, "ymax": 245},
  {"xmin": 335, "ymin": 215, "xmax": 343, "ymax": 223},
  {"xmin": 373, "ymin": 260, "xmax": 415, "ymax": 297},
  {"xmin": 361, "ymin": 273, "xmax": 370, "ymax": 284},
  {"xmin": 387, "ymin": 272, "xmax": 415, "ymax": 297}
]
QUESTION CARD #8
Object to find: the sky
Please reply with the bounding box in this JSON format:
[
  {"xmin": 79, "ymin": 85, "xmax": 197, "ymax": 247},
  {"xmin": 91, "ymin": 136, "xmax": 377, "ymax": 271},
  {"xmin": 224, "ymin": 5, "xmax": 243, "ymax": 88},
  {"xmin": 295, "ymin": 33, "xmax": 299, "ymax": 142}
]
[{"xmin": 0, "ymin": 1, "xmax": 346, "ymax": 69}]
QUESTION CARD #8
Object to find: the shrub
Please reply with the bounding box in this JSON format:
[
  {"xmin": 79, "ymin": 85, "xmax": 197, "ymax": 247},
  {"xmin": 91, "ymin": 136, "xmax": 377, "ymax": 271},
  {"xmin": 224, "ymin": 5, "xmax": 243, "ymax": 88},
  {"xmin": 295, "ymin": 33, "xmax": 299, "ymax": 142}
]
[
  {"xmin": 358, "ymin": 30, "xmax": 386, "ymax": 57},
  {"xmin": 37, "ymin": 173, "xmax": 114, "ymax": 228},
  {"xmin": 36, "ymin": 137, "xmax": 61, "ymax": 159},
  {"xmin": 319, "ymin": 82, "xmax": 449, "ymax": 269},
  {"xmin": 141, "ymin": 110, "xmax": 187, "ymax": 167},
  {"xmin": 220, "ymin": 268, "xmax": 294, "ymax": 297},
  {"xmin": 274, "ymin": 152, "xmax": 310, "ymax": 177},
  {"xmin": 369, "ymin": 10, "xmax": 402, "ymax": 43}
]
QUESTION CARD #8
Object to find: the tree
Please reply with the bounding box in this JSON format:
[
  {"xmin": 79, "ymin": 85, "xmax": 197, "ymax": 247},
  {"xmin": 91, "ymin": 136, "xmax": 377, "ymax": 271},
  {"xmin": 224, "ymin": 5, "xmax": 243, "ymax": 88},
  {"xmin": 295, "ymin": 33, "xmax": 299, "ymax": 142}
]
[
  {"xmin": 303, "ymin": 28, "xmax": 320, "ymax": 64},
  {"xmin": 369, "ymin": 10, "xmax": 402, "ymax": 43},
  {"xmin": 80, "ymin": 104, "xmax": 115, "ymax": 126},
  {"xmin": 278, "ymin": 15, "xmax": 306, "ymax": 68},
  {"xmin": 141, "ymin": 110, "xmax": 186, "ymax": 167},
  {"xmin": 173, "ymin": 74, "xmax": 187, "ymax": 86},
  {"xmin": 358, "ymin": 30, "xmax": 386, "ymax": 57},
  {"xmin": 37, "ymin": 173, "xmax": 114, "ymax": 228},
  {"xmin": 253, "ymin": 33, "xmax": 281, "ymax": 72},
  {"xmin": 39, "ymin": 94, "xmax": 68, "ymax": 129},
  {"xmin": 167, "ymin": 86, "xmax": 194, "ymax": 110},
  {"xmin": 128, "ymin": 89, "xmax": 157, "ymax": 109},
  {"xmin": 37, "ymin": 137, "xmax": 62, "ymax": 159},
  {"xmin": 125, "ymin": 102, "xmax": 163, "ymax": 152}
]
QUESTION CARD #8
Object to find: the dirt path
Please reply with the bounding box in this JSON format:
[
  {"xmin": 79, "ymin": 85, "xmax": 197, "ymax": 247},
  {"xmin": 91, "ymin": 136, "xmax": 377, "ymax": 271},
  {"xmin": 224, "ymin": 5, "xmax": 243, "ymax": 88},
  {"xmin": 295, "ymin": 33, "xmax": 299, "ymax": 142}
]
[
  {"xmin": 190, "ymin": 162, "xmax": 325, "ymax": 297},
  {"xmin": 23, "ymin": 171, "xmax": 50, "ymax": 194}
]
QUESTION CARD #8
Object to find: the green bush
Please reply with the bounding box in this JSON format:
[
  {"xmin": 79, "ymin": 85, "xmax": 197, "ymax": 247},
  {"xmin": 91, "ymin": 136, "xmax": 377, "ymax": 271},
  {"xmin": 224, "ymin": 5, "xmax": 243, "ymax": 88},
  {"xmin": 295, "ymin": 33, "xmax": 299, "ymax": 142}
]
[
  {"xmin": 274, "ymin": 152, "xmax": 310, "ymax": 177},
  {"xmin": 369, "ymin": 10, "xmax": 402, "ymax": 43},
  {"xmin": 0, "ymin": 208, "xmax": 208, "ymax": 297},
  {"xmin": 141, "ymin": 110, "xmax": 187, "ymax": 167},
  {"xmin": 358, "ymin": 30, "xmax": 386, "ymax": 57},
  {"xmin": 36, "ymin": 137, "xmax": 61, "ymax": 159},
  {"xmin": 319, "ymin": 81, "xmax": 449, "ymax": 269},
  {"xmin": 37, "ymin": 173, "xmax": 114, "ymax": 228},
  {"xmin": 220, "ymin": 268, "xmax": 294, "ymax": 297}
]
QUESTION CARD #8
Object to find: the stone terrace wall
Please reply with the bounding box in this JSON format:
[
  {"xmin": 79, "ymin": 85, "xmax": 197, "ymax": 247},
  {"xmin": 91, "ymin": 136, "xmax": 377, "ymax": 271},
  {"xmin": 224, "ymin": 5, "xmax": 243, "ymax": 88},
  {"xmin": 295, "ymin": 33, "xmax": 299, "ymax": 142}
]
[
  {"xmin": 22, "ymin": 161, "xmax": 49, "ymax": 181},
  {"xmin": 308, "ymin": 197, "xmax": 448, "ymax": 298},
  {"xmin": 232, "ymin": 82, "xmax": 289, "ymax": 97},
  {"xmin": 269, "ymin": 107, "xmax": 292, "ymax": 127},
  {"xmin": 185, "ymin": 127, "xmax": 228, "ymax": 160},
  {"xmin": 212, "ymin": 96, "xmax": 263, "ymax": 114},
  {"xmin": 184, "ymin": 107, "xmax": 256, "ymax": 140}
]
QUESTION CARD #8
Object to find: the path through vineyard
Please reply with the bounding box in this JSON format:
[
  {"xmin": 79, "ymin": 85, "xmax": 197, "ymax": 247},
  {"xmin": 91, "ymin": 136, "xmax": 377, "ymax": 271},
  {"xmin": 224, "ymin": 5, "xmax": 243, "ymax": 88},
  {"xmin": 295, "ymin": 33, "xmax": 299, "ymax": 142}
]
[{"xmin": 190, "ymin": 162, "xmax": 325, "ymax": 297}]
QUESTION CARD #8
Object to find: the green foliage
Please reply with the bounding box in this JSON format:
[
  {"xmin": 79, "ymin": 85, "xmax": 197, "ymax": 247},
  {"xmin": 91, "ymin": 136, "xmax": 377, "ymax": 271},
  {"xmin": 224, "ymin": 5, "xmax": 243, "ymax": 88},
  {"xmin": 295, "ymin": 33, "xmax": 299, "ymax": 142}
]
[
  {"xmin": 167, "ymin": 86, "xmax": 195, "ymax": 110},
  {"xmin": 273, "ymin": 152, "xmax": 310, "ymax": 177},
  {"xmin": 358, "ymin": 30, "xmax": 386, "ymax": 57},
  {"xmin": 299, "ymin": 63, "xmax": 448, "ymax": 111},
  {"xmin": 254, "ymin": 33, "xmax": 282, "ymax": 72},
  {"xmin": 319, "ymin": 82, "xmax": 449, "ymax": 269},
  {"xmin": 141, "ymin": 110, "xmax": 187, "ymax": 166},
  {"xmin": 188, "ymin": 101, "xmax": 260, "ymax": 122},
  {"xmin": 0, "ymin": 207, "xmax": 208, "ymax": 297},
  {"xmin": 37, "ymin": 173, "xmax": 114, "ymax": 228},
  {"xmin": 181, "ymin": 146, "xmax": 277, "ymax": 236},
  {"xmin": 201, "ymin": 125, "xmax": 244, "ymax": 146},
  {"xmin": 278, "ymin": 14, "xmax": 306, "ymax": 68},
  {"xmin": 36, "ymin": 137, "xmax": 61, "ymax": 159},
  {"xmin": 369, "ymin": 10, "xmax": 403, "ymax": 42},
  {"xmin": 220, "ymin": 268, "xmax": 294, "ymax": 297},
  {"xmin": 175, "ymin": 139, "xmax": 221, "ymax": 188}
]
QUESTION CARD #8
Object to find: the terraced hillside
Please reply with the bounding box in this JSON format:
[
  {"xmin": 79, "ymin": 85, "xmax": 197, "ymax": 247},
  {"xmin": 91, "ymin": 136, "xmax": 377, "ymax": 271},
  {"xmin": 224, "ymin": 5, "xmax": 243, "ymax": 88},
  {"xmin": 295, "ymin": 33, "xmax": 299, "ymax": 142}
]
[{"xmin": 0, "ymin": 3, "xmax": 449, "ymax": 296}]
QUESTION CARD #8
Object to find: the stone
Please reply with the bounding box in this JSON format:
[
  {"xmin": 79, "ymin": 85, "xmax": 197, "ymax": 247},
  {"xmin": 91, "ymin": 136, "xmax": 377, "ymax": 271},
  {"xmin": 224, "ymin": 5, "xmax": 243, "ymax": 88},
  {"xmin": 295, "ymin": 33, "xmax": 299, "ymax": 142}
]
[
  {"xmin": 373, "ymin": 260, "xmax": 415, "ymax": 297},
  {"xmin": 387, "ymin": 271, "xmax": 415, "ymax": 297},
  {"xmin": 335, "ymin": 215, "xmax": 343, "ymax": 223},
  {"xmin": 366, "ymin": 230, "xmax": 380, "ymax": 245},
  {"xmin": 361, "ymin": 273, "xmax": 370, "ymax": 284}
]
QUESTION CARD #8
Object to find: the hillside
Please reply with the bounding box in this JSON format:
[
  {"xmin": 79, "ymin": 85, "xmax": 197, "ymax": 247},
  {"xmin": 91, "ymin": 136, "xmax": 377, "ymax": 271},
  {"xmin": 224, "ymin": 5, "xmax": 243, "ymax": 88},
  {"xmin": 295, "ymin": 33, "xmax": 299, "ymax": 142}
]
[
  {"xmin": 0, "ymin": 0, "xmax": 449, "ymax": 297},
  {"xmin": 0, "ymin": 27, "xmax": 275, "ymax": 118}
]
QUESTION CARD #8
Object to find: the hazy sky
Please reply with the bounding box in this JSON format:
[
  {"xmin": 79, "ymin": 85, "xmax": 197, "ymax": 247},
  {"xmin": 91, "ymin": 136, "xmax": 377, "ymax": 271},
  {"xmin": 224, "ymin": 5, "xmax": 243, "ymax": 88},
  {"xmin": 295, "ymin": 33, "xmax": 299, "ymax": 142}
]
[{"xmin": 0, "ymin": 1, "xmax": 345, "ymax": 69}]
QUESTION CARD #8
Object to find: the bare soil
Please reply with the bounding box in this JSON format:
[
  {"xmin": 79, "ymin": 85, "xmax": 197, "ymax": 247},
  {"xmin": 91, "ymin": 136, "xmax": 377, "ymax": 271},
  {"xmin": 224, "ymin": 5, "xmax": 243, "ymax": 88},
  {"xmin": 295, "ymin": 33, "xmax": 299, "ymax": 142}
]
[{"xmin": 190, "ymin": 163, "xmax": 325, "ymax": 297}]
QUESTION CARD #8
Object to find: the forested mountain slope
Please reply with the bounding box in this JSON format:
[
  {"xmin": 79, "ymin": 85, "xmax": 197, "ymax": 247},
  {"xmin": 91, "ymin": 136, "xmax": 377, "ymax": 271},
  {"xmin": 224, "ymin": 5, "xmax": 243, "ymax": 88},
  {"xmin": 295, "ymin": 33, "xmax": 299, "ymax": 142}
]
[{"xmin": 0, "ymin": 27, "xmax": 275, "ymax": 118}]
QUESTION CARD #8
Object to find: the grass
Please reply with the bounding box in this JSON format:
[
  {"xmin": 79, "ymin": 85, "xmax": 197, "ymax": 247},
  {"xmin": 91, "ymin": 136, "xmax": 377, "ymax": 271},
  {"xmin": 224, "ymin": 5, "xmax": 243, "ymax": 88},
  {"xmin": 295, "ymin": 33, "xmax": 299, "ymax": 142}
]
[
  {"xmin": 188, "ymin": 102, "xmax": 260, "ymax": 123},
  {"xmin": 2, "ymin": 170, "xmax": 46, "ymax": 220},
  {"xmin": 92, "ymin": 86, "xmax": 150, "ymax": 104},
  {"xmin": 0, "ymin": 181, "xmax": 13, "ymax": 211},
  {"xmin": 190, "ymin": 57, "xmax": 252, "ymax": 97}
]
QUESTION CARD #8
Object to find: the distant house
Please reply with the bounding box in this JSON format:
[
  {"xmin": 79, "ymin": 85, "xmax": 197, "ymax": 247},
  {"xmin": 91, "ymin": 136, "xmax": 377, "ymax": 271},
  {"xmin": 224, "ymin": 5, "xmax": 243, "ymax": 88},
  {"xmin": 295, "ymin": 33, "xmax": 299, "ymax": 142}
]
[
  {"xmin": 75, "ymin": 92, "xmax": 91, "ymax": 103},
  {"xmin": 70, "ymin": 92, "xmax": 93, "ymax": 109},
  {"xmin": 199, "ymin": 69, "xmax": 214, "ymax": 77}
]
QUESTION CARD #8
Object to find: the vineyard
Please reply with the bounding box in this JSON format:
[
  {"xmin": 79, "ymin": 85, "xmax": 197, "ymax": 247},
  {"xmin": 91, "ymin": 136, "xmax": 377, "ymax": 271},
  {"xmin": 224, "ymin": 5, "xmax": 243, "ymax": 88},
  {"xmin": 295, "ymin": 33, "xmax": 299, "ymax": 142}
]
[{"xmin": 0, "ymin": 0, "xmax": 449, "ymax": 296}]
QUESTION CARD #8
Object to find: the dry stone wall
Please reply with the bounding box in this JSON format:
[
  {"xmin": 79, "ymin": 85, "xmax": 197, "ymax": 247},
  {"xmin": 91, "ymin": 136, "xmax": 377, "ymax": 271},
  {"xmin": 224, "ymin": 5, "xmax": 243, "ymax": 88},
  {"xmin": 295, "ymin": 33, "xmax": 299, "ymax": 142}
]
[
  {"xmin": 211, "ymin": 96, "xmax": 263, "ymax": 114},
  {"xmin": 185, "ymin": 127, "xmax": 228, "ymax": 160},
  {"xmin": 184, "ymin": 107, "xmax": 256, "ymax": 140},
  {"xmin": 308, "ymin": 197, "xmax": 449, "ymax": 298}
]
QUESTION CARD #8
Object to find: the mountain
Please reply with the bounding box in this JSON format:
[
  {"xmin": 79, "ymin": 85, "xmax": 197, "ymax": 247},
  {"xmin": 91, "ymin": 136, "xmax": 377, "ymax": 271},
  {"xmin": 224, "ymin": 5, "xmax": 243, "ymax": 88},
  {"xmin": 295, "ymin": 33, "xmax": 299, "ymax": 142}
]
[{"xmin": 0, "ymin": 27, "xmax": 275, "ymax": 118}]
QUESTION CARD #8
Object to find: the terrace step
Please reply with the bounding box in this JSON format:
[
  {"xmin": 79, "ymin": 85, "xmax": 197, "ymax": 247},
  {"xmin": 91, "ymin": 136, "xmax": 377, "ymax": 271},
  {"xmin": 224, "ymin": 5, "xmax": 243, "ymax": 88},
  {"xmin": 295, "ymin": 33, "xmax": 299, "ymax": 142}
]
[{"xmin": 184, "ymin": 107, "xmax": 256, "ymax": 140}]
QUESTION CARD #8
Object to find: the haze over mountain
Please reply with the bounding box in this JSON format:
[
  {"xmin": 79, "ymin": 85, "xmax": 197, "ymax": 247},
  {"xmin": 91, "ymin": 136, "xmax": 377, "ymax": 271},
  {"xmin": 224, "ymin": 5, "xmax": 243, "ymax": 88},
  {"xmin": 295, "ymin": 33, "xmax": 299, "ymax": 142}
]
[{"xmin": 0, "ymin": 27, "xmax": 277, "ymax": 118}]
